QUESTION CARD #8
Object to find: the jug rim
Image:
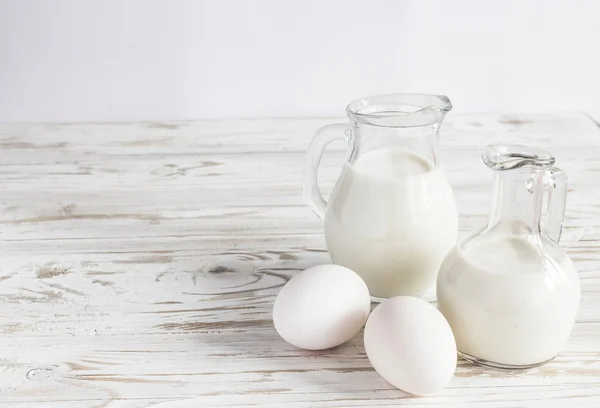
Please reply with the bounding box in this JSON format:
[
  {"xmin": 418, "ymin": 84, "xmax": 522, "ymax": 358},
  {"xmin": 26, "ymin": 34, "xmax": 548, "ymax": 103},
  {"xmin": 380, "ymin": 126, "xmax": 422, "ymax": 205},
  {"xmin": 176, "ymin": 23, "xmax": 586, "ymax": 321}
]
[
  {"xmin": 346, "ymin": 93, "xmax": 452, "ymax": 128},
  {"xmin": 483, "ymin": 144, "xmax": 556, "ymax": 171}
]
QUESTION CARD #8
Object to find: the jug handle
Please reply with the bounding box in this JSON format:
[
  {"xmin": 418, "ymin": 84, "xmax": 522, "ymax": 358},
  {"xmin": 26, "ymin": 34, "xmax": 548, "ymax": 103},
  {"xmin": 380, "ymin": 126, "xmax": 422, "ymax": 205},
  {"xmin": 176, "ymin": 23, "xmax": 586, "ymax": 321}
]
[
  {"xmin": 302, "ymin": 124, "xmax": 352, "ymax": 219},
  {"xmin": 543, "ymin": 166, "xmax": 568, "ymax": 242}
]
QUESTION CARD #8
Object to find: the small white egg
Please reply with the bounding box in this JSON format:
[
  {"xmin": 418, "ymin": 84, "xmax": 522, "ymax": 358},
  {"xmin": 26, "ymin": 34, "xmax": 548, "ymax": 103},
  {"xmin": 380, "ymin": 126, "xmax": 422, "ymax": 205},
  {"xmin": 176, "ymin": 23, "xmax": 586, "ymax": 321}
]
[
  {"xmin": 364, "ymin": 296, "xmax": 457, "ymax": 396},
  {"xmin": 272, "ymin": 264, "xmax": 370, "ymax": 350}
]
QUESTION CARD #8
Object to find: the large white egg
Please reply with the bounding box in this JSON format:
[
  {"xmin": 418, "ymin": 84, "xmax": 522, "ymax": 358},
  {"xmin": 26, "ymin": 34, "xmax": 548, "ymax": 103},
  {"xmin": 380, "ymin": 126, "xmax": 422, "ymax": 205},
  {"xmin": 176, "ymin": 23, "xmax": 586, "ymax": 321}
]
[
  {"xmin": 364, "ymin": 296, "xmax": 457, "ymax": 396},
  {"xmin": 272, "ymin": 264, "xmax": 370, "ymax": 350}
]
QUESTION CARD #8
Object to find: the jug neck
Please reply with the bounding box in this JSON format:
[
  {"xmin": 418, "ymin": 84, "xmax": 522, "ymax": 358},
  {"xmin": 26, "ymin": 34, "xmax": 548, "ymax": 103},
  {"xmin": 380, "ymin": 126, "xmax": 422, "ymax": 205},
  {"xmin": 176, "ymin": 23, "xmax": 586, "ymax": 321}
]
[
  {"xmin": 487, "ymin": 169, "xmax": 545, "ymax": 235},
  {"xmin": 351, "ymin": 123, "xmax": 442, "ymax": 166},
  {"xmin": 346, "ymin": 93, "xmax": 452, "ymax": 167}
]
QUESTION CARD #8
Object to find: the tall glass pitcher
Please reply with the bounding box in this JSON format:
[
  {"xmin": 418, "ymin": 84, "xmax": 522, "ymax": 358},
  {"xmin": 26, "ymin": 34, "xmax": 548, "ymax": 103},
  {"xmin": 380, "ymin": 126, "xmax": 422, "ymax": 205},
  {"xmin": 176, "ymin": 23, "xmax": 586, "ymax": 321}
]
[
  {"xmin": 437, "ymin": 145, "xmax": 581, "ymax": 369},
  {"xmin": 302, "ymin": 94, "xmax": 458, "ymax": 299}
]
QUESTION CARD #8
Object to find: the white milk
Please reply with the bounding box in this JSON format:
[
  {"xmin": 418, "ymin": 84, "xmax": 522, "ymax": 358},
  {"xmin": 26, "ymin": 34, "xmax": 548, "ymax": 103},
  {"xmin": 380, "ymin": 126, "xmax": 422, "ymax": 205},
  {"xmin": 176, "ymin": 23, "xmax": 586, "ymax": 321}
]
[
  {"xmin": 437, "ymin": 230, "xmax": 580, "ymax": 367},
  {"xmin": 324, "ymin": 148, "xmax": 458, "ymax": 298}
]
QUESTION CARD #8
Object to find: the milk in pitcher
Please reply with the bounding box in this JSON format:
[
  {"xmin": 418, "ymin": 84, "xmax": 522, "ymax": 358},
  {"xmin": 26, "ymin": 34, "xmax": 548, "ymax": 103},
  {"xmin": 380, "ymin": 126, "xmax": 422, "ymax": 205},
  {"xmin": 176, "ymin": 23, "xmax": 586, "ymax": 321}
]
[
  {"xmin": 302, "ymin": 94, "xmax": 457, "ymax": 299},
  {"xmin": 324, "ymin": 148, "xmax": 458, "ymax": 298},
  {"xmin": 437, "ymin": 144, "xmax": 581, "ymax": 369},
  {"xmin": 438, "ymin": 229, "xmax": 580, "ymax": 366}
]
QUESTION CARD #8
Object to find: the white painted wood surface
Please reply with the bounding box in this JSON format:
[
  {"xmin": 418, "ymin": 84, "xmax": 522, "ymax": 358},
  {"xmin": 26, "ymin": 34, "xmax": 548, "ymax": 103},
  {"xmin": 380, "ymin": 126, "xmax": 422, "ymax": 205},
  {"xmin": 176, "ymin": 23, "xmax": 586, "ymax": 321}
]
[{"xmin": 1, "ymin": 114, "xmax": 599, "ymax": 407}]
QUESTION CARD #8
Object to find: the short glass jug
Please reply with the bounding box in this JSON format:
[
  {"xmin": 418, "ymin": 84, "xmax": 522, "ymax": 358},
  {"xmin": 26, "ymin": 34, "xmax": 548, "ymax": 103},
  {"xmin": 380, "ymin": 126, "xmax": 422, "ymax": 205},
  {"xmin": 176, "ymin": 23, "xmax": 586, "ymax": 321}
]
[
  {"xmin": 302, "ymin": 94, "xmax": 458, "ymax": 299},
  {"xmin": 437, "ymin": 145, "xmax": 581, "ymax": 369}
]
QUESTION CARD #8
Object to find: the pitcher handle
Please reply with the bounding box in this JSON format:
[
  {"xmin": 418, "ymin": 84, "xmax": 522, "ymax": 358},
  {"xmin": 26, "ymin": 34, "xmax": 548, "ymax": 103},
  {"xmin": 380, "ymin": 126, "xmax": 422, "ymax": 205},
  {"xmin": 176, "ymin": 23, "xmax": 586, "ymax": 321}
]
[
  {"xmin": 302, "ymin": 124, "xmax": 352, "ymax": 219},
  {"xmin": 544, "ymin": 166, "xmax": 568, "ymax": 242}
]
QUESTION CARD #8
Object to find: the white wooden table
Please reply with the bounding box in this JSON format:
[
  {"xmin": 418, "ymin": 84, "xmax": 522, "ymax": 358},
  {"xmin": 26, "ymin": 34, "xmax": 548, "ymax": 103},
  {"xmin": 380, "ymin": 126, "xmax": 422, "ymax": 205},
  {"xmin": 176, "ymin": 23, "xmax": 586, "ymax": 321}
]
[{"xmin": 1, "ymin": 114, "xmax": 599, "ymax": 407}]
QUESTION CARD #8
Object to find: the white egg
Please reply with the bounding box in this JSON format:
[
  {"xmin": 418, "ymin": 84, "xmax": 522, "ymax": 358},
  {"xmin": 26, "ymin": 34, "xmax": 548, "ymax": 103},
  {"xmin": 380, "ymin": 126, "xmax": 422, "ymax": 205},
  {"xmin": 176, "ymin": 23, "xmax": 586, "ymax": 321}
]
[
  {"xmin": 364, "ymin": 296, "xmax": 457, "ymax": 396},
  {"xmin": 272, "ymin": 264, "xmax": 371, "ymax": 350}
]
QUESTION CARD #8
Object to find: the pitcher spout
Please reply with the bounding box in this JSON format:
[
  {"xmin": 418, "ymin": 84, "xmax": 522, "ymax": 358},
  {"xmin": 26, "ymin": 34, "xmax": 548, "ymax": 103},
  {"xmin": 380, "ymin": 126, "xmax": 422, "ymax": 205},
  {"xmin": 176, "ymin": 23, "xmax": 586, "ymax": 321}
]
[
  {"xmin": 346, "ymin": 93, "xmax": 452, "ymax": 128},
  {"xmin": 483, "ymin": 145, "xmax": 555, "ymax": 171}
]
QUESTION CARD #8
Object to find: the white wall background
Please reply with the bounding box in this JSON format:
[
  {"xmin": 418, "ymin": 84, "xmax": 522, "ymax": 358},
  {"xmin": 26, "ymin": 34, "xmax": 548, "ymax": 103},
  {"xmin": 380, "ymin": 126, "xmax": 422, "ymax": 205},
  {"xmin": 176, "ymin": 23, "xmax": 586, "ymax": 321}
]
[{"xmin": 1, "ymin": 0, "xmax": 599, "ymax": 122}]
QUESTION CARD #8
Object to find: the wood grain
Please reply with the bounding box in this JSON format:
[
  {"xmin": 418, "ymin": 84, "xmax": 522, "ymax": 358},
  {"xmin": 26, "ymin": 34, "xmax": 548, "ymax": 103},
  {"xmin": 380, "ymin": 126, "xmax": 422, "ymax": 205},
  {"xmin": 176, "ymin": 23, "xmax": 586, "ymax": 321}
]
[{"xmin": 1, "ymin": 114, "xmax": 599, "ymax": 407}]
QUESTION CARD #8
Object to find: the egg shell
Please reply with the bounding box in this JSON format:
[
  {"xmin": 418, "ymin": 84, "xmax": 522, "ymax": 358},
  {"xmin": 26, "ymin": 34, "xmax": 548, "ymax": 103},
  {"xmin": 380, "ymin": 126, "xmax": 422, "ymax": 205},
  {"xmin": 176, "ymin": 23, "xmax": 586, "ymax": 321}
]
[
  {"xmin": 272, "ymin": 264, "xmax": 371, "ymax": 350},
  {"xmin": 364, "ymin": 296, "xmax": 457, "ymax": 396}
]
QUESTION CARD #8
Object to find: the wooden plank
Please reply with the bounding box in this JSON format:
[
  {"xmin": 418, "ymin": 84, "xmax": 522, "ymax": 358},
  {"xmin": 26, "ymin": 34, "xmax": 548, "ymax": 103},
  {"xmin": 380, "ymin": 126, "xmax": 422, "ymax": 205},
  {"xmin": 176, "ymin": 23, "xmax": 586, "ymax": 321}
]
[{"xmin": 1, "ymin": 113, "xmax": 599, "ymax": 406}]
